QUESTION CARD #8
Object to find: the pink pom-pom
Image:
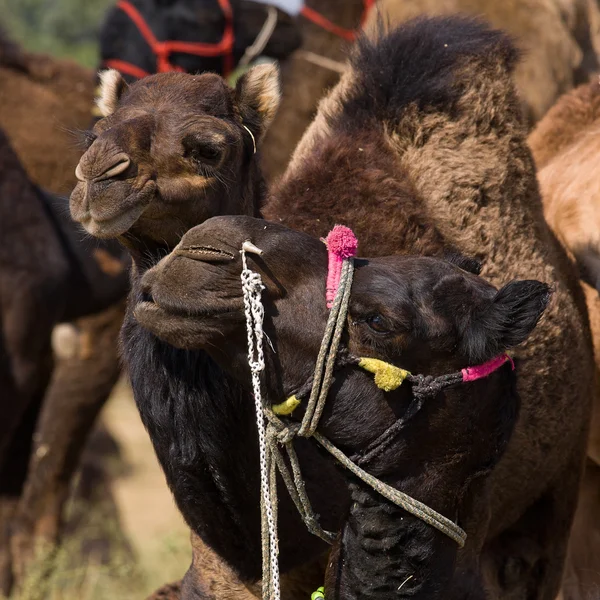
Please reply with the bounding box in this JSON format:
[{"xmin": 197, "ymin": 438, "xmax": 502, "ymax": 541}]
[
  {"xmin": 325, "ymin": 225, "xmax": 358, "ymax": 259},
  {"xmin": 325, "ymin": 225, "xmax": 358, "ymax": 308}
]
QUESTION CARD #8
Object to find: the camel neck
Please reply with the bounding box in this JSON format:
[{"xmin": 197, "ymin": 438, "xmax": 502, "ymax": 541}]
[{"xmin": 326, "ymin": 481, "xmax": 458, "ymax": 600}]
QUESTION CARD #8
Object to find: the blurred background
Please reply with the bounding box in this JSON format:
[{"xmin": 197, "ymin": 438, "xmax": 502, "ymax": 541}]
[{"xmin": 2, "ymin": 0, "xmax": 112, "ymax": 67}]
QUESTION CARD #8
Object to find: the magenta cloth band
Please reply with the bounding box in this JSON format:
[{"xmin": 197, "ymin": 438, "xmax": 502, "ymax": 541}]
[
  {"xmin": 462, "ymin": 353, "xmax": 514, "ymax": 382},
  {"xmin": 324, "ymin": 225, "xmax": 358, "ymax": 309}
]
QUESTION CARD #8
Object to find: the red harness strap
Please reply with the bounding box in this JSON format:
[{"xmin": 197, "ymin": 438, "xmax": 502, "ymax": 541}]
[
  {"xmin": 300, "ymin": 0, "xmax": 376, "ymax": 41},
  {"xmin": 103, "ymin": 0, "xmax": 235, "ymax": 79}
]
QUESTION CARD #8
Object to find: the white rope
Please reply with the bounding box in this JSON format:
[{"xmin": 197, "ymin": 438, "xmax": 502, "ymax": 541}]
[
  {"xmin": 241, "ymin": 243, "xmax": 281, "ymax": 600},
  {"xmin": 295, "ymin": 49, "xmax": 347, "ymax": 74},
  {"xmin": 239, "ymin": 6, "xmax": 279, "ymax": 67}
]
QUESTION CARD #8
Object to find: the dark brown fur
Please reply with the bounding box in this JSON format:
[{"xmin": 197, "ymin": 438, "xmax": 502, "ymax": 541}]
[{"xmin": 135, "ymin": 216, "xmax": 549, "ymax": 600}]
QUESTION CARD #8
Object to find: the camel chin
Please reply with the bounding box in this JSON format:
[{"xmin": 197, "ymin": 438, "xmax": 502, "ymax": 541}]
[
  {"xmin": 70, "ymin": 179, "xmax": 156, "ymax": 239},
  {"xmin": 134, "ymin": 301, "xmax": 204, "ymax": 350}
]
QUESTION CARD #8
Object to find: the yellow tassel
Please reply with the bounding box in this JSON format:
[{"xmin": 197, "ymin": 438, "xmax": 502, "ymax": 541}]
[
  {"xmin": 272, "ymin": 396, "xmax": 301, "ymax": 416},
  {"xmin": 311, "ymin": 586, "xmax": 325, "ymax": 600},
  {"xmin": 358, "ymin": 358, "xmax": 409, "ymax": 392}
]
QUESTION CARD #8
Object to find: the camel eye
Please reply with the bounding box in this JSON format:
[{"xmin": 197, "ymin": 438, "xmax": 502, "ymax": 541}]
[
  {"xmin": 182, "ymin": 134, "xmax": 223, "ymax": 166},
  {"xmin": 366, "ymin": 314, "xmax": 390, "ymax": 334}
]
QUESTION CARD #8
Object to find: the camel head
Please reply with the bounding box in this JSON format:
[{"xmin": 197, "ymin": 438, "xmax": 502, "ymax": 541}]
[
  {"xmin": 100, "ymin": 0, "xmax": 302, "ymax": 81},
  {"xmin": 135, "ymin": 215, "xmax": 551, "ymax": 597},
  {"xmin": 70, "ymin": 65, "xmax": 279, "ymax": 247}
]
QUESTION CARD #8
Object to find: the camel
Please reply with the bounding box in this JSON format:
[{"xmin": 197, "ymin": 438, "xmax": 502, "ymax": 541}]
[
  {"xmin": 99, "ymin": 0, "xmax": 302, "ymax": 83},
  {"xmin": 0, "ymin": 28, "xmax": 136, "ymax": 593},
  {"xmin": 263, "ymin": 0, "xmax": 600, "ymax": 181},
  {"xmin": 0, "ymin": 127, "xmax": 130, "ymax": 595},
  {"xmin": 71, "ymin": 17, "xmax": 594, "ymax": 599},
  {"xmin": 526, "ymin": 79, "xmax": 600, "ymax": 600},
  {"xmin": 136, "ymin": 215, "xmax": 550, "ymax": 600}
]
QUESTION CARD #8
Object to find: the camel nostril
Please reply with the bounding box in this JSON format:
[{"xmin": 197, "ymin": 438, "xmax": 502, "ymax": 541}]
[
  {"xmin": 75, "ymin": 153, "xmax": 132, "ymax": 182},
  {"xmin": 99, "ymin": 155, "xmax": 131, "ymax": 180}
]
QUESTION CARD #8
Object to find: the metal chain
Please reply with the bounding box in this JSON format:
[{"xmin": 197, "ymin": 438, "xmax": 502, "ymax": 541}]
[{"xmin": 241, "ymin": 247, "xmax": 280, "ymax": 600}]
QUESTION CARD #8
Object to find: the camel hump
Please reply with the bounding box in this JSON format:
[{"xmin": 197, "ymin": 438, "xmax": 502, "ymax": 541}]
[{"xmin": 345, "ymin": 16, "xmax": 519, "ymax": 122}]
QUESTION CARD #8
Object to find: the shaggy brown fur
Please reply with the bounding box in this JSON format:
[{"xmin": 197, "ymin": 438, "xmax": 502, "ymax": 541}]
[
  {"xmin": 365, "ymin": 0, "xmax": 600, "ymax": 125},
  {"xmin": 263, "ymin": 19, "xmax": 594, "ymax": 599},
  {"xmin": 262, "ymin": 0, "xmax": 600, "ymax": 181}
]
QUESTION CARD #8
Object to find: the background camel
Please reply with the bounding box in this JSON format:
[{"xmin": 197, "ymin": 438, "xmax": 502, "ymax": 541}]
[
  {"xmin": 0, "ymin": 24, "xmax": 139, "ymax": 593},
  {"xmin": 136, "ymin": 215, "xmax": 550, "ymax": 600},
  {"xmin": 0, "ymin": 121, "xmax": 130, "ymax": 595},
  {"xmin": 99, "ymin": 0, "xmax": 302, "ymax": 82},
  {"xmin": 263, "ymin": 0, "xmax": 600, "ymax": 181},
  {"xmin": 72, "ymin": 17, "xmax": 594, "ymax": 599},
  {"xmin": 527, "ymin": 79, "xmax": 600, "ymax": 600}
]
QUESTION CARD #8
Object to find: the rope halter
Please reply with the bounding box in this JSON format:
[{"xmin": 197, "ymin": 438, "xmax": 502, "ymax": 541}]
[{"xmin": 240, "ymin": 226, "xmax": 515, "ymax": 600}]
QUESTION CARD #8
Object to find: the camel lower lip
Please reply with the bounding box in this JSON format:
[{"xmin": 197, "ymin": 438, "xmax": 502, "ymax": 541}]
[{"xmin": 77, "ymin": 179, "xmax": 156, "ymax": 238}]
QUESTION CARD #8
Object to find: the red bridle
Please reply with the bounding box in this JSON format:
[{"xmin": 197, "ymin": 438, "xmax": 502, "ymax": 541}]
[
  {"xmin": 300, "ymin": 0, "xmax": 376, "ymax": 41},
  {"xmin": 102, "ymin": 0, "xmax": 235, "ymax": 79}
]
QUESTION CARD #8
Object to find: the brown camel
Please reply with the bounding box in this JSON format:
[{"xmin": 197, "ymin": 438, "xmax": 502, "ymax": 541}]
[
  {"xmin": 263, "ymin": 0, "xmax": 600, "ymax": 181},
  {"xmin": 136, "ymin": 215, "xmax": 550, "ymax": 600},
  {"xmin": 265, "ymin": 18, "xmax": 594, "ymax": 599},
  {"xmin": 0, "ymin": 127, "xmax": 130, "ymax": 595},
  {"xmin": 527, "ymin": 79, "xmax": 600, "ymax": 600},
  {"xmin": 0, "ymin": 28, "xmax": 135, "ymax": 593},
  {"xmin": 71, "ymin": 17, "xmax": 593, "ymax": 599}
]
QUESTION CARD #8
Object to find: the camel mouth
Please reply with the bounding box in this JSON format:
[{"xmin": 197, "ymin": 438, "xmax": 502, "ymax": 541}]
[
  {"xmin": 174, "ymin": 245, "xmax": 235, "ymax": 262},
  {"xmin": 70, "ymin": 179, "xmax": 157, "ymax": 239},
  {"xmin": 134, "ymin": 299, "xmax": 243, "ymax": 349}
]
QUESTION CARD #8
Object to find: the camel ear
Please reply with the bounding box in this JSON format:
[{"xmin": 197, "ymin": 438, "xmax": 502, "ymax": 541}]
[
  {"xmin": 235, "ymin": 63, "xmax": 281, "ymax": 139},
  {"xmin": 96, "ymin": 69, "xmax": 128, "ymax": 117},
  {"xmin": 465, "ymin": 280, "xmax": 552, "ymax": 362}
]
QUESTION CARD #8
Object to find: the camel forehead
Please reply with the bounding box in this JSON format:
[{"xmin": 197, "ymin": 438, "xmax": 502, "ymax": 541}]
[{"xmin": 122, "ymin": 73, "xmax": 234, "ymax": 117}]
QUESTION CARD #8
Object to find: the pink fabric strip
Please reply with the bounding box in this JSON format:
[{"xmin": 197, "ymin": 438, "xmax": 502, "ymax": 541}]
[
  {"xmin": 324, "ymin": 225, "xmax": 358, "ymax": 309},
  {"xmin": 462, "ymin": 353, "xmax": 514, "ymax": 382}
]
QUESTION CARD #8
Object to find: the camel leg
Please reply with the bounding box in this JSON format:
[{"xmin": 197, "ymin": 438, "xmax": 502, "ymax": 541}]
[
  {"xmin": 480, "ymin": 448, "xmax": 585, "ymax": 600},
  {"xmin": 152, "ymin": 532, "xmax": 326, "ymax": 600},
  {"xmin": 0, "ymin": 393, "xmax": 46, "ymax": 597},
  {"xmin": 0, "ymin": 286, "xmax": 58, "ymax": 595},
  {"xmin": 9, "ymin": 301, "xmax": 125, "ymax": 588}
]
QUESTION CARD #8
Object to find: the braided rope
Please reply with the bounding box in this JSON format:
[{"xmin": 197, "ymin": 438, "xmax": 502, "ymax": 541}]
[{"xmin": 241, "ymin": 247, "xmax": 280, "ymax": 600}]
